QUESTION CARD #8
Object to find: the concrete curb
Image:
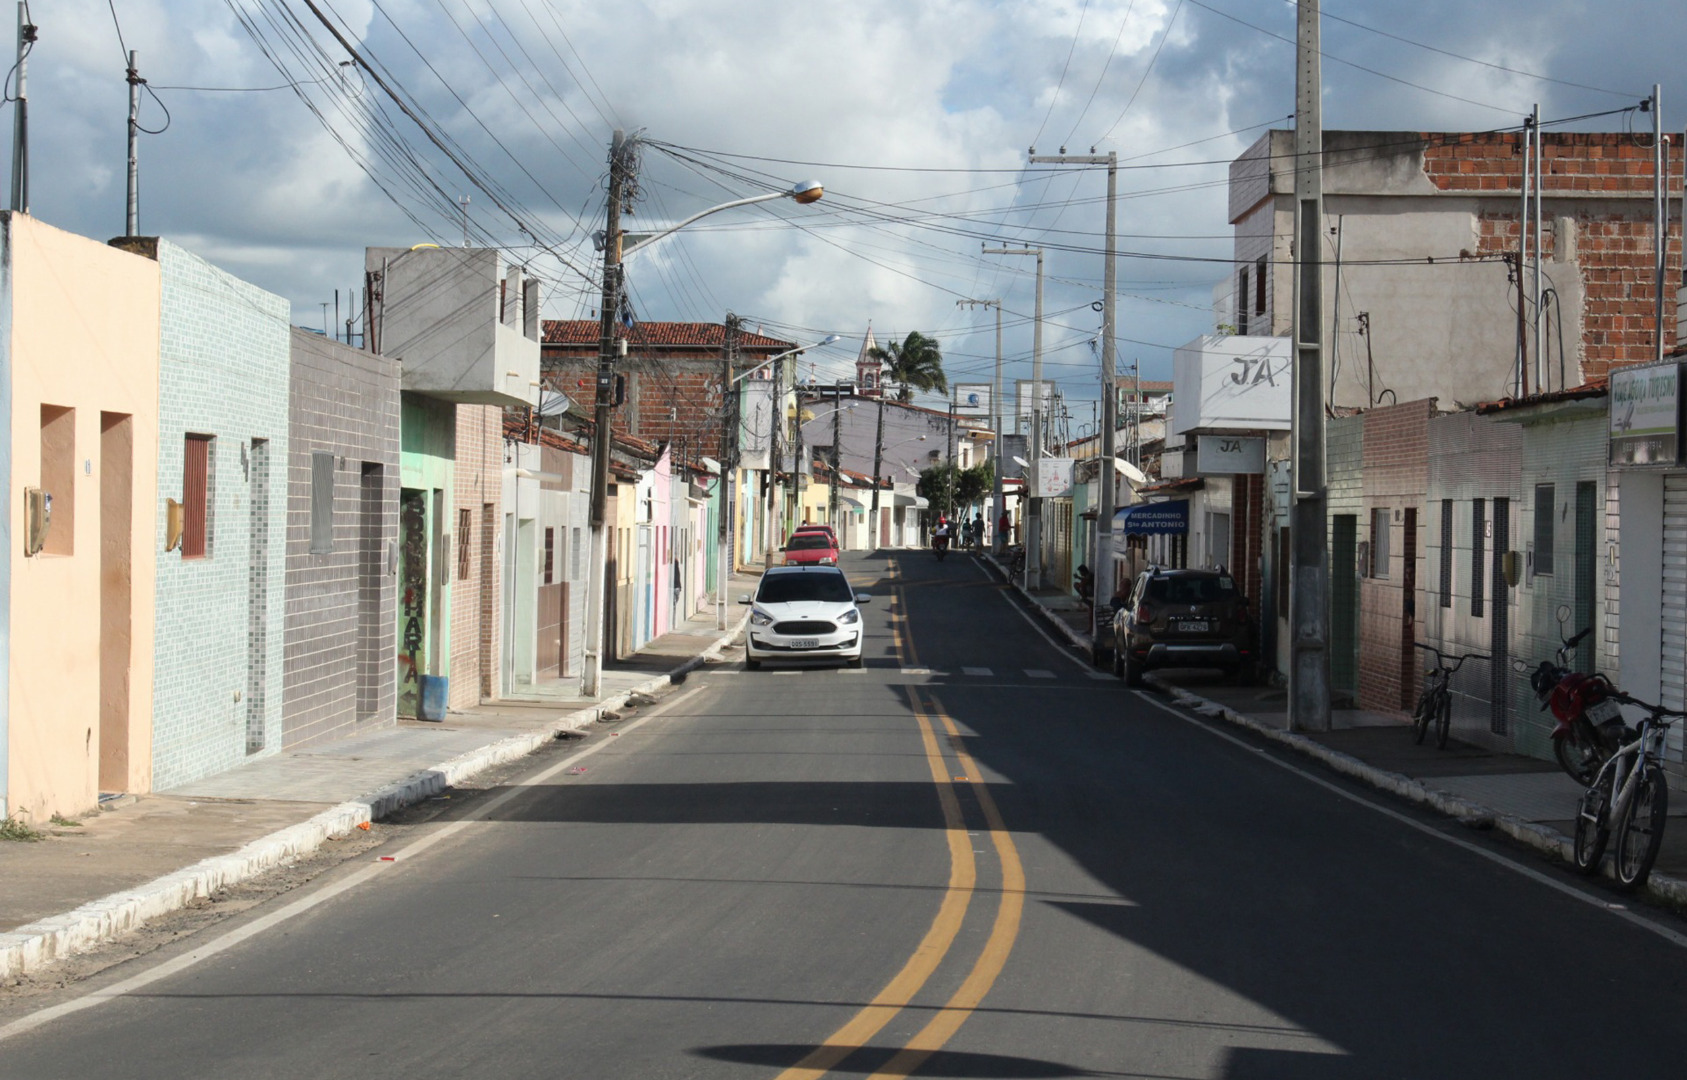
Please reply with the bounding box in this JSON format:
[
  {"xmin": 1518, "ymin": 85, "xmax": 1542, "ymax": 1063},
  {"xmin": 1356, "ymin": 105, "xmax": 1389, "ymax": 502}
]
[
  {"xmin": 1142, "ymin": 673, "xmax": 1687, "ymax": 913},
  {"xmin": 0, "ymin": 613, "xmax": 749, "ymax": 981},
  {"xmin": 977, "ymin": 553, "xmax": 1097, "ymax": 657}
]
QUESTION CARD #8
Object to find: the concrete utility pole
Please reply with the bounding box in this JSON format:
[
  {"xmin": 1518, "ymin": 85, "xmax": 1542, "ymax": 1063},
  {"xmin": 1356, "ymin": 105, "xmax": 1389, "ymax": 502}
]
[
  {"xmin": 1653, "ymin": 85, "xmax": 1667, "ymax": 364},
  {"xmin": 1030, "ymin": 147, "xmax": 1117, "ymax": 654},
  {"xmin": 125, "ymin": 50, "xmax": 141, "ymax": 236},
  {"xmin": 10, "ymin": 5, "xmax": 33, "ymax": 213},
  {"xmin": 870, "ymin": 391, "xmax": 886, "ymax": 542},
  {"xmin": 1532, "ymin": 103, "xmax": 1544, "ymax": 393},
  {"xmin": 718, "ymin": 313, "xmax": 742, "ymax": 628},
  {"xmin": 584, "ymin": 130, "xmax": 631, "ymax": 696},
  {"xmin": 958, "ymin": 299, "xmax": 1004, "ymax": 550},
  {"xmin": 1289, "ymin": 0, "xmax": 1331, "ymax": 732},
  {"xmin": 830, "ymin": 386, "xmax": 843, "ymax": 527},
  {"xmin": 764, "ymin": 352, "xmax": 783, "ymax": 566},
  {"xmin": 984, "ymin": 244, "xmax": 1045, "ymax": 589}
]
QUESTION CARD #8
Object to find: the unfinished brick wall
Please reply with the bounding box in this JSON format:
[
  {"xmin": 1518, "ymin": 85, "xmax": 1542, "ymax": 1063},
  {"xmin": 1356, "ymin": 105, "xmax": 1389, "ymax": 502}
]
[
  {"xmin": 1358, "ymin": 398, "xmax": 1436, "ymax": 713},
  {"xmin": 1430, "ymin": 132, "xmax": 1684, "ymax": 381}
]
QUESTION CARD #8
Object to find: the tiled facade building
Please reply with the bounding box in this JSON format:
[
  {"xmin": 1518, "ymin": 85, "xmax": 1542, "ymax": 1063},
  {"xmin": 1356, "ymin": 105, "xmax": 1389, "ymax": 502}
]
[
  {"xmin": 146, "ymin": 240, "xmax": 290, "ymax": 791},
  {"xmin": 282, "ymin": 328, "xmax": 400, "ymax": 748}
]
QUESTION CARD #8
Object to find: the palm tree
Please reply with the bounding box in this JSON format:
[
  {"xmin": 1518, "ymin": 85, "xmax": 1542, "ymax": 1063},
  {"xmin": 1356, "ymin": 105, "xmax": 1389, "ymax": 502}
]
[{"xmin": 868, "ymin": 331, "xmax": 946, "ymax": 403}]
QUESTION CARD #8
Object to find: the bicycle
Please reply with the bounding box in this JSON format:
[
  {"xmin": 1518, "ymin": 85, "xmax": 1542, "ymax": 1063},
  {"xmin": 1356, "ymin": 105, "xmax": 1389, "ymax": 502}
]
[
  {"xmin": 1411, "ymin": 643, "xmax": 1488, "ymax": 749},
  {"xmin": 1571, "ymin": 693, "xmax": 1683, "ymax": 889},
  {"xmin": 1005, "ymin": 544, "xmax": 1026, "ymax": 579}
]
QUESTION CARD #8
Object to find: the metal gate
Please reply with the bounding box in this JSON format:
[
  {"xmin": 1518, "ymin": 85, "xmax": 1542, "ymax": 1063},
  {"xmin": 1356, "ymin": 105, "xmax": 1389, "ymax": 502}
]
[{"xmin": 1661, "ymin": 475, "xmax": 1687, "ymax": 757}]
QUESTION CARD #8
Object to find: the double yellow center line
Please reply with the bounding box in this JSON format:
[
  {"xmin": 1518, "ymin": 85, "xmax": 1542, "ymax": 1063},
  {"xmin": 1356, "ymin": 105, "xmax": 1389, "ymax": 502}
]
[{"xmin": 777, "ymin": 563, "xmax": 1026, "ymax": 1079}]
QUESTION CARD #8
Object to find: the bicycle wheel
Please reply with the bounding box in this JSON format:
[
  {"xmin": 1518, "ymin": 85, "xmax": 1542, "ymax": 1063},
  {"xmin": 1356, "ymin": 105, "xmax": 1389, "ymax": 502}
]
[
  {"xmin": 1435, "ymin": 690, "xmax": 1453, "ymax": 749},
  {"xmin": 1411, "ymin": 689, "xmax": 1434, "ymax": 745},
  {"xmin": 1613, "ymin": 765, "xmax": 1669, "ymax": 890},
  {"xmin": 1572, "ymin": 772, "xmax": 1614, "ymax": 875}
]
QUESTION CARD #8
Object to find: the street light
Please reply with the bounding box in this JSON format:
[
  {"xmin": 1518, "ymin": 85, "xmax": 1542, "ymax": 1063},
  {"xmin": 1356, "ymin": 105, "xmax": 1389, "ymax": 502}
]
[{"xmin": 584, "ymin": 133, "xmax": 825, "ymax": 696}]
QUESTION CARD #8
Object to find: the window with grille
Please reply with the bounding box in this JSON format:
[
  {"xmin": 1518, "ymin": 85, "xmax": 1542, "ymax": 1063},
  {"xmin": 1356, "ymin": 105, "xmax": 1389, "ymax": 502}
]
[
  {"xmin": 1439, "ymin": 499, "xmax": 1453, "ymax": 608},
  {"xmin": 1533, "ymin": 483, "xmax": 1555, "ymax": 576},
  {"xmin": 1471, "ymin": 499, "xmax": 1486, "ymax": 617},
  {"xmin": 1369, "ymin": 508, "xmax": 1390, "ymax": 578},
  {"xmin": 456, "ymin": 508, "xmax": 472, "ymax": 580},
  {"xmin": 310, "ymin": 452, "xmax": 335, "ymax": 554},
  {"xmin": 544, "ymin": 528, "xmax": 555, "ymax": 585},
  {"xmin": 183, "ymin": 434, "xmax": 213, "ymax": 559}
]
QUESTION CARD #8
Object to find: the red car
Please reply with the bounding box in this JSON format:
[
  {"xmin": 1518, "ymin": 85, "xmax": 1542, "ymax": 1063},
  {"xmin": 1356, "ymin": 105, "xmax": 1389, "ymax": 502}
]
[
  {"xmin": 792, "ymin": 524, "xmax": 837, "ymax": 546},
  {"xmin": 783, "ymin": 530, "xmax": 839, "ymax": 566}
]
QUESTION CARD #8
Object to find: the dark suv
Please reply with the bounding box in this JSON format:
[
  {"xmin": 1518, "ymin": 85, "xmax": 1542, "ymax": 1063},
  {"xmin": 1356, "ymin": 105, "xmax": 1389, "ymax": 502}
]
[{"xmin": 1112, "ymin": 568, "xmax": 1253, "ymax": 686}]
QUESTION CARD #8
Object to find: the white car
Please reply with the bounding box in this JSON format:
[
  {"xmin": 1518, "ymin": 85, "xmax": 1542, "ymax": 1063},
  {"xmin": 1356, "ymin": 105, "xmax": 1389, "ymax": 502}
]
[{"xmin": 740, "ymin": 565, "xmax": 871, "ymax": 670}]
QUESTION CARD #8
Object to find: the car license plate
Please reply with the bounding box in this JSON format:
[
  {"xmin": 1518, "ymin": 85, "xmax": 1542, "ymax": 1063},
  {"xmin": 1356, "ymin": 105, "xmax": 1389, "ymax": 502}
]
[
  {"xmin": 1176, "ymin": 620, "xmax": 1209, "ymax": 633},
  {"xmin": 789, "ymin": 638, "xmax": 819, "ymax": 649}
]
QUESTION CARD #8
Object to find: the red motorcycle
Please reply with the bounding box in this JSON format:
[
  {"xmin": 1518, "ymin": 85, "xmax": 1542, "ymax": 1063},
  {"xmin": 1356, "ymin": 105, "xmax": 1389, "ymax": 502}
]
[{"xmin": 1528, "ymin": 620, "xmax": 1626, "ymax": 785}]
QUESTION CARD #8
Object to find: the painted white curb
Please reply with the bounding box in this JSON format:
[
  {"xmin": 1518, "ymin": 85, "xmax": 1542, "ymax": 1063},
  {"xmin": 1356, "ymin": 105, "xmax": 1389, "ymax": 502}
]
[
  {"xmin": 0, "ymin": 613, "xmax": 748, "ymax": 981},
  {"xmin": 1143, "ymin": 673, "xmax": 1687, "ymax": 911}
]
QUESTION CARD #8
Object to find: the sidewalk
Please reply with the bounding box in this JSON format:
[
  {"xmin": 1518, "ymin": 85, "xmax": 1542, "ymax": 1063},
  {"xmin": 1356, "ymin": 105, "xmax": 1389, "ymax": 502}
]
[
  {"xmin": 979, "ymin": 552, "xmax": 1687, "ymax": 912},
  {"xmin": 0, "ymin": 575, "xmax": 756, "ymax": 980}
]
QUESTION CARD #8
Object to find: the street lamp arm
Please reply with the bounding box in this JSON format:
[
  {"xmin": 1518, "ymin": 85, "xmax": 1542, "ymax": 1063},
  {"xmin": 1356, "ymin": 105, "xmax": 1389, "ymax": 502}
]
[
  {"xmin": 621, "ymin": 180, "xmax": 823, "ymax": 260},
  {"xmin": 731, "ymin": 334, "xmax": 841, "ymax": 386}
]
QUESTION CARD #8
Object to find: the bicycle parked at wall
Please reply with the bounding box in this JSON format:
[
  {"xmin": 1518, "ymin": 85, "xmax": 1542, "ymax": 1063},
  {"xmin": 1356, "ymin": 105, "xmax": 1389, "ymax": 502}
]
[
  {"xmin": 1411, "ymin": 643, "xmax": 1489, "ymax": 749},
  {"xmin": 1571, "ymin": 692, "xmax": 1683, "ymax": 890}
]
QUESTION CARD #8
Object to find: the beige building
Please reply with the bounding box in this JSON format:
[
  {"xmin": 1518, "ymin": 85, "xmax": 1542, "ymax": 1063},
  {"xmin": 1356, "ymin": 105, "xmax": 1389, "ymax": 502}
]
[{"xmin": 2, "ymin": 215, "xmax": 160, "ymax": 823}]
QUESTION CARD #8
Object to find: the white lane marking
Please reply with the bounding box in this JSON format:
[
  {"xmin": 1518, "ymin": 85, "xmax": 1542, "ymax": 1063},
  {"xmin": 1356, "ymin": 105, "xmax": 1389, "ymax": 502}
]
[
  {"xmin": 1025, "ymin": 669, "xmax": 1056, "ymax": 679},
  {"xmin": 969, "ymin": 558, "xmax": 1091, "ymax": 673},
  {"xmin": 962, "ymin": 667, "xmax": 993, "ymax": 677},
  {"xmin": 1134, "ymin": 692, "xmax": 1687, "ymax": 951},
  {"xmin": 901, "ymin": 667, "xmax": 944, "ymax": 676},
  {"xmin": 0, "ymin": 686, "xmax": 711, "ymax": 1043}
]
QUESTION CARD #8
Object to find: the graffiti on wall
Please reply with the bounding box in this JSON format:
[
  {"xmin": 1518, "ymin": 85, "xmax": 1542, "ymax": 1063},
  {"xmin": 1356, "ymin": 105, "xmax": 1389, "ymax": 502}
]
[{"xmin": 397, "ymin": 491, "xmax": 427, "ymax": 712}]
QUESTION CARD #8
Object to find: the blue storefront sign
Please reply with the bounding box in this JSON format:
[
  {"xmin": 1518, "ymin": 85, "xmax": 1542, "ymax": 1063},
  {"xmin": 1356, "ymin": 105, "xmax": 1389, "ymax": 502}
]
[{"xmin": 1113, "ymin": 499, "xmax": 1189, "ymax": 535}]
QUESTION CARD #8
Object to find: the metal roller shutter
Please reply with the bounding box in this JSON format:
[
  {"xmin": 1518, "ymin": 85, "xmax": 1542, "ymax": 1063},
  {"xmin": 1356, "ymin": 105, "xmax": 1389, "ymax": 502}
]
[{"xmin": 1662, "ymin": 475, "xmax": 1687, "ymax": 760}]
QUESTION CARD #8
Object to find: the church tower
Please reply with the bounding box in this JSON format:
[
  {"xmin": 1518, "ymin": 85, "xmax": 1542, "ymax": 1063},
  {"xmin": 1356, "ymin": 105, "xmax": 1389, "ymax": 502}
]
[{"xmin": 854, "ymin": 325, "xmax": 882, "ymax": 398}]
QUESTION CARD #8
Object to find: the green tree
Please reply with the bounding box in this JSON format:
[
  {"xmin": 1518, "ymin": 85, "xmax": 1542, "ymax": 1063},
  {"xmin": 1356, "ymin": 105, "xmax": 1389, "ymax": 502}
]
[
  {"xmin": 869, "ymin": 331, "xmax": 947, "ymax": 403},
  {"xmin": 955, "ymin": 461, "xmax": 992, "ymax": 511},
  {"xmin": 916, "ymin": 463, "xmax": 959, "ymax": 519}
]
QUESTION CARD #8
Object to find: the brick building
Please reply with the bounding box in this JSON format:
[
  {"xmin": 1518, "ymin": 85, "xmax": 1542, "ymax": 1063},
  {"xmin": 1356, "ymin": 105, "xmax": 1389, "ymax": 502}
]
[
  {"xmin": 1228, "ymin": 129, "xmax": 1682, "ymax": 410},
  {"xmin": 541, "ymin": 321, "xmax": 795, "ymax": 462}
]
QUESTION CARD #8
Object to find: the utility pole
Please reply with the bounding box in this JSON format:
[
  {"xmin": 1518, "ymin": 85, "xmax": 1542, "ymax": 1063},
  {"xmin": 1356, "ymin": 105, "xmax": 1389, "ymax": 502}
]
[
  {"xmin": 1289, "ymin": 0, "xmax": 1331, "ymax": 732},
  {"xmin": 957, "ymin": 299, "xmax": 1003, "ymax": 550},
  {"xmin": 984, "ymin": 243, "xmax": 1045, "ymax": 589},
  {"xmin": 9, "ymin": 5, "xmax": 33, "ymax": 213},
  {"xmin": 764, "ymin": 352, "xmax": 783, "ymax": 566},
  {"xmin": 830, "ymin": 386, "xmax": 843, "ymax": 528},
  {"xmin": 1532, "ymin": 102, "xmax": 1544, "ymax": 393},
  {"xmin": 125, "ymin": 50, "xmax": 141, "ymax": 236},
  {"xmin": 584, "ymin": 130, "xmax": 632, "ymax": 695},
  {"xmin": 870, "ymin": 390, "xmax": 885, "ymax": 545},
  {"xmin": 718, "ymin": 313, "xmax": 742, "ymax": 629},
  {"xmin": 1030, "ymin": 147, "xmax": 1117, "ymax": 653},
  {"xmin": 1652, "ymin": 85, "xmax": 1667, "ymax": 364}
]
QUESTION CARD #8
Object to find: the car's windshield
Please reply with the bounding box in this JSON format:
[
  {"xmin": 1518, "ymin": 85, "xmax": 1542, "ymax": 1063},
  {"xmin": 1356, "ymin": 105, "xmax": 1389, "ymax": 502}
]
[
  {"xmin": 786, "ymin": 534, "xmax": 834, "ymax": 551},
  {"xmin": 1145, "ymin": 576, "xmax": 1237, "ymax": 604},
  {"xmin": 758, "ymin": 573, "xmax": 854, "ymax": 604}
]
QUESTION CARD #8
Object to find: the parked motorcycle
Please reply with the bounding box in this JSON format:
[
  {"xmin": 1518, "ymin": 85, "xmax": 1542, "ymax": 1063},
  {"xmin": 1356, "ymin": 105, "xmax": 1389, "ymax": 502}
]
[{"xmin": 1526, "ymin": 608, "xmax": 1627, "ymax": 785}]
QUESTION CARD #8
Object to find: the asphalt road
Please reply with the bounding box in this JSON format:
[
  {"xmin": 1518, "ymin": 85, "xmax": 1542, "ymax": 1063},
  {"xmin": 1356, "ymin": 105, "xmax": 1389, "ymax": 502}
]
[{"xmin": 4, "ymin": 550, "xmax": 1687, "ymax": 1079}]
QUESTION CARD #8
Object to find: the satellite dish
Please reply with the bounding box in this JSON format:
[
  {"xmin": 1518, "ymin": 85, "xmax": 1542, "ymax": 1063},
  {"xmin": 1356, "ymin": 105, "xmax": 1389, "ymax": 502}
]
[
  {"xmin": 1012, "ymin": 456, "xmax": 1029, "ymax": 468},
  {"xmin": 1113, "ymin": 458, "xmax": 1148, "ymax": 484},
  {"xmin": 699, "ymin": 456, "xmax": 722, "ymax": 473},
  {"xmin": 536, "ymin": 389, "xmax": 571, "ymax": 416}
]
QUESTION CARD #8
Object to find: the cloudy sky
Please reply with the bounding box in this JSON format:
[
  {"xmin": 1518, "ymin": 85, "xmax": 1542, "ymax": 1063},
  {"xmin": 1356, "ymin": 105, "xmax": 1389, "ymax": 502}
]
[{"xmin": 9, "ymin": 0, "xmax": 1682, "ymax": 425}]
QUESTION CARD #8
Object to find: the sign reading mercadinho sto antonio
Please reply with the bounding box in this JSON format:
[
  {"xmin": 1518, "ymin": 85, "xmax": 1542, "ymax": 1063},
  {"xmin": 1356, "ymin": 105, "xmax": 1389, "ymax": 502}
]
[{"xmin": 1609, "ymin": 360, "xmax": 1682, "ymax": 467}]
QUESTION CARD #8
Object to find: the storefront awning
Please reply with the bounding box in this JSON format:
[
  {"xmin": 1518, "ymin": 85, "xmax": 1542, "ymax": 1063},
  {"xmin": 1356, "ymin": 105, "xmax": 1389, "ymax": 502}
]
[
  {"xmin": 840, "ymin": 495, "xmax": 867, "ymax": 510},
  {"xmin": 1113, "ymin": 499, "xmax": 1189, "ymax": 535},
  {"xmin": 894, "ymin": 492, "xmax": 929, "ymax": 509}
]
